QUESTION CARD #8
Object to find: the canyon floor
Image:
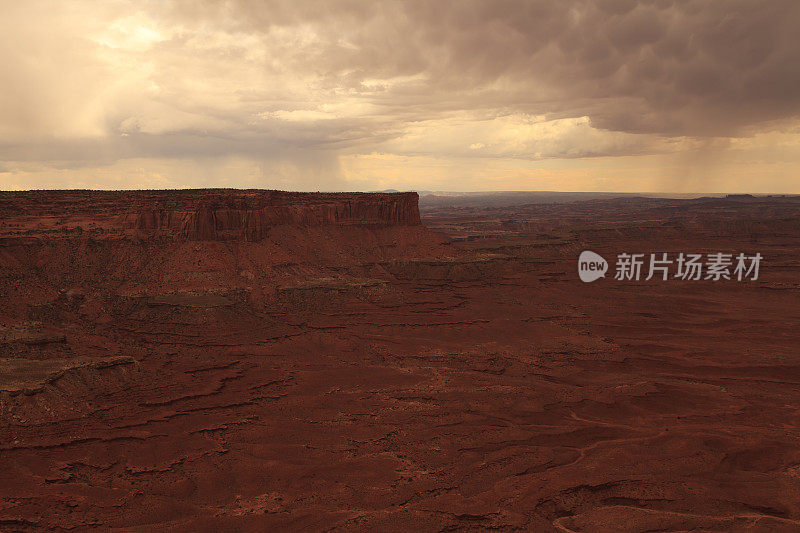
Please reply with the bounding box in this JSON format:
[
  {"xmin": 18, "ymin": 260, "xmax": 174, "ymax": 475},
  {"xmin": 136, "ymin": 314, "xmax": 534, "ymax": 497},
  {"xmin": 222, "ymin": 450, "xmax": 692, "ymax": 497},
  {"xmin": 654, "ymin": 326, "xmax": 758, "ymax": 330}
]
[{"xmin": 1, "ymin": 191, "xmax": 799, "ymax": 532}]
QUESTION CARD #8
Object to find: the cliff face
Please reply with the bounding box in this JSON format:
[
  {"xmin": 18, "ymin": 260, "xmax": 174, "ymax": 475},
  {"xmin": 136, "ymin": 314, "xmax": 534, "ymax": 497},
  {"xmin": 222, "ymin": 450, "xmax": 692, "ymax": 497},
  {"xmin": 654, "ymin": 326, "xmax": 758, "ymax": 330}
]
[
  {"xmin": 0, "ymin": 190, "xmax": 421, "ymax": 241},
  {"xmin": 0, "ymin": 189, "xmax": 449, "ymax": 302}
]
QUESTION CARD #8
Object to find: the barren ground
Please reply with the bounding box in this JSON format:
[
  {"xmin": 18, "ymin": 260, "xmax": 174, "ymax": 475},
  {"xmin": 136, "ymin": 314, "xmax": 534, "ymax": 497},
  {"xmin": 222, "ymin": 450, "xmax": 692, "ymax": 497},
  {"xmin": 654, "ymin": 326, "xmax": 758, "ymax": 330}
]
[{"xmin": 1, "ymin": 191, "xmax": 799, "ymax": 531}]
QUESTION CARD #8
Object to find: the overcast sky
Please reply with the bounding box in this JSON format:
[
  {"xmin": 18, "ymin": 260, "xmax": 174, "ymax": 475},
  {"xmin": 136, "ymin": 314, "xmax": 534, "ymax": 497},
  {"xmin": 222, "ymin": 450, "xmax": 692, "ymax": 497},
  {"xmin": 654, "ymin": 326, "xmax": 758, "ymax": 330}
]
[{"xmin": 2, "ymin": 0, "xmax": 799, "ymax": 192}]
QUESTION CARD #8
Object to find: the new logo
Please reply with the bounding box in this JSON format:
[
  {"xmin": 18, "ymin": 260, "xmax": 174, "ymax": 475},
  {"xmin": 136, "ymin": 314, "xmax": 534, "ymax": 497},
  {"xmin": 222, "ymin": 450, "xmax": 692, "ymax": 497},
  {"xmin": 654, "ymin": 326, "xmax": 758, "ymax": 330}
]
[{"xmin": 578, "ymin": 250, "xmax": 608, "ymax": 282}]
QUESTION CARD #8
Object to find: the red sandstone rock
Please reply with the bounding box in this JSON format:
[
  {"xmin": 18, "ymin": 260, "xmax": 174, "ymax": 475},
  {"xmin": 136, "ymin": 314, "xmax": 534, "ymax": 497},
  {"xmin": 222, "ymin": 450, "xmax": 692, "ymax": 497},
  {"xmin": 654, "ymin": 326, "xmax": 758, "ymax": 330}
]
[
  {"xmin": 0, "ymin": 191, "xmax": 799, "ymax": 532},
  {"xmin": 0, "ymin": 190, "xmax": 421, "ymax": 242}
]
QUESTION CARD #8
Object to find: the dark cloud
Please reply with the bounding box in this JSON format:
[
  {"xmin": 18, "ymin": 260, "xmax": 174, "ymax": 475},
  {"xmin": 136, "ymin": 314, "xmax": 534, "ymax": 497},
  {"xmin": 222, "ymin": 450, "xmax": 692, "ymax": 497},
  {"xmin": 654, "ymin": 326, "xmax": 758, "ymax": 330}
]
[
  {"xmin": 160, "ymin": 0, "xmax": 800, "ymax": 138},
  {"xmin": 1, "ymin": 0, "xmax": 799, "ymax": 190},
  {"xmin": 389, "ymin": 0, "xmax": 800, "ymax": 136}
]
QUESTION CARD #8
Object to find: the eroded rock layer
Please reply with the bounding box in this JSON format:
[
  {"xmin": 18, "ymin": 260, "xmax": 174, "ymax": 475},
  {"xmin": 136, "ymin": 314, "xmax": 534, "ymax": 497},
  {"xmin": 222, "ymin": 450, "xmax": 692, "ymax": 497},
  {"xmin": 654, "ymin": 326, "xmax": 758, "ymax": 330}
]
[
  {"xmin": 1, "ymin": 191, "xmax": 799, "ymax": 532},
  {"xmin": 0, "ymin": 189, "xmax": 421, "ymax": 241}
]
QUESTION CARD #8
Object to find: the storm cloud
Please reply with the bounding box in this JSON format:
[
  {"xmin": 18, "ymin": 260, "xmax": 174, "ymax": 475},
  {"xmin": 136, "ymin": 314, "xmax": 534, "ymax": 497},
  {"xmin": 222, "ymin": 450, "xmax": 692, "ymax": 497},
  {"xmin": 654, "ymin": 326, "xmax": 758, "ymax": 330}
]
[{"xmin": 1, "ymin": 0, "xmax": 799, "ymax": 191}]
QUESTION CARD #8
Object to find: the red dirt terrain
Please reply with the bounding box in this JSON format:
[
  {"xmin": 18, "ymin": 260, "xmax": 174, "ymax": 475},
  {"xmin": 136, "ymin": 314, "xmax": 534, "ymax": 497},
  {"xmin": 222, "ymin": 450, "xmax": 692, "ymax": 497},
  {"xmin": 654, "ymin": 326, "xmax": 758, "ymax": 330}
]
[{"xmin": 1, "ymin": 190, "xmax": 799, "ymax": 532}]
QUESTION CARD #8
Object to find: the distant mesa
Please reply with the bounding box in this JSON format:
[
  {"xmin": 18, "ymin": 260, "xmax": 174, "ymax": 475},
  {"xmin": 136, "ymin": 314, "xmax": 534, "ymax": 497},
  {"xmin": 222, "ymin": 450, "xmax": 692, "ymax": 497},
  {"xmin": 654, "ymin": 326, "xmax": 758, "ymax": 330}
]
[{"xmin": 0, "ymin": 189, "xmax": 421, "ymax": 242}]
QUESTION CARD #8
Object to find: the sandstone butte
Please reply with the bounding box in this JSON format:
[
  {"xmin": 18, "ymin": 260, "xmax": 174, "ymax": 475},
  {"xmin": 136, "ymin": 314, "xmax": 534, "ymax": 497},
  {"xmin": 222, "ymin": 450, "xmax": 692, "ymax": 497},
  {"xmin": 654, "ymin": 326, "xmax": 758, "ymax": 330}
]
[{"xmin": 1, "ymin": 190, "xmax": 799, "ymax": 531}]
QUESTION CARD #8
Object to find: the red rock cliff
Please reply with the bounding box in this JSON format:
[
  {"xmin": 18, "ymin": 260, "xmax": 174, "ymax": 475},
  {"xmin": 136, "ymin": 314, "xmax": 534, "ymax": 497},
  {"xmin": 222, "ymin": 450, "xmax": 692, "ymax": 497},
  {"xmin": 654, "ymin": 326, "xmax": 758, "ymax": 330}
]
[{"xmin": 0, "ymin": 190, "xmax": 421, "ymax": 241}]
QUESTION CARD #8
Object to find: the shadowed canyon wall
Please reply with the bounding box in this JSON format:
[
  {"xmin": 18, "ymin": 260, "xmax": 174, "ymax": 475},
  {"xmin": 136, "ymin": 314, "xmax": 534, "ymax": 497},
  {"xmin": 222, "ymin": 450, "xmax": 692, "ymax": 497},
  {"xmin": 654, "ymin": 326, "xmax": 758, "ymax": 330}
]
[{"xmin": 0, "ymin": 190, "xmax": 421, "ymax": 242}]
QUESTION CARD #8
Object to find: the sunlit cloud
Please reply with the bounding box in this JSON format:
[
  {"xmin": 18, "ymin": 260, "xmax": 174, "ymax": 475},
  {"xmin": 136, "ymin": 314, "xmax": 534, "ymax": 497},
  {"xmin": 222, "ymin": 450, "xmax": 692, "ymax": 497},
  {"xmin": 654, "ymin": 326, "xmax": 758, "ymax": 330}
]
[{"xmin": 1, "ymin": 0, "xmax": 799, "ymax": 192}]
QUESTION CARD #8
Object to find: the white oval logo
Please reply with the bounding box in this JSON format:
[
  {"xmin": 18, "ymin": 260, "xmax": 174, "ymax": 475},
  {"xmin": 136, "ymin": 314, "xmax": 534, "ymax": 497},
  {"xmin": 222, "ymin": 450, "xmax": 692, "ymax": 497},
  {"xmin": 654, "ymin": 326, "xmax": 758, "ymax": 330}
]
[{"xmin": 578, "ymin": 250, "xmax": 608, "ymax": 282}]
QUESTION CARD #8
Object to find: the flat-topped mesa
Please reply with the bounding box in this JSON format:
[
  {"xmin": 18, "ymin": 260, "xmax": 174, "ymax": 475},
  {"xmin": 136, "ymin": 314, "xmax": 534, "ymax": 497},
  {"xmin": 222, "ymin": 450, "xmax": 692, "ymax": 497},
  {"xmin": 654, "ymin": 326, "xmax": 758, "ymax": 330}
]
[
  {"xmin": 0, "ymin": 190, "xmax": 422, "ymax": 241},
  {"xmin": 130, "ymin": 191, "xmax": 421, "ymax": 240}
]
